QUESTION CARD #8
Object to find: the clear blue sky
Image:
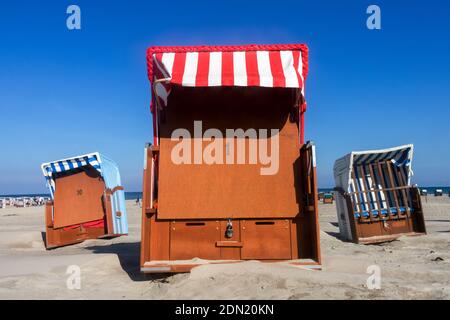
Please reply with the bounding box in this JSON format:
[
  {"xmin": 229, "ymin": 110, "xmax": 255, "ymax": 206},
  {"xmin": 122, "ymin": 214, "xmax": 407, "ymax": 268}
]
[{"xmin": 0, "ymin": 0, "xmax": 449, "ymax": 194}]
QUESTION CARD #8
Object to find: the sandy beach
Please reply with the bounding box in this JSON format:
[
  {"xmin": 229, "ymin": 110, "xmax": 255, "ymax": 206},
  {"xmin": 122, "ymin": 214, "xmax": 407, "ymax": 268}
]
[{"xmin": 0, "ymin": 197, "xmax": 449, "ymax": 300}]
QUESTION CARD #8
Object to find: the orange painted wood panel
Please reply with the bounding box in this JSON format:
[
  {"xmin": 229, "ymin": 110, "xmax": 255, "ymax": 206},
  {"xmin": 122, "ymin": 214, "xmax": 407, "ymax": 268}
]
[
  {"xmin": 53, "ymin": 169, "xmax": 105, "ymax": 228},
  {"xmin": 157, "ymin": 87, "xmax": 301, "ymax": 219},
  {"xmin": 240, "ymin": 219, "xmax": 292, "ymax": 260},
  {"xmin": 169, "ymin": 220, "xmax": 221, "ymax": 260}
]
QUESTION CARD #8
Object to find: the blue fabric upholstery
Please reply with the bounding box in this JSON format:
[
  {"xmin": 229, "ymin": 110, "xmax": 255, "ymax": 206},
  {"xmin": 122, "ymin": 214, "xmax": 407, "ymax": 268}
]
[{"xmin": 355, "ymin": 207, "xmax": 414, "ymax": 218}]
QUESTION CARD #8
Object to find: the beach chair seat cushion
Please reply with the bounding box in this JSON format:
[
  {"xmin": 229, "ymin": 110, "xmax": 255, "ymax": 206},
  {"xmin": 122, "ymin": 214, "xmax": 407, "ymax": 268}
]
[
  {"xmin": 62, "ymin": 219, "xmax": 105, "ymax": 231},
  {"xmin": 355, "ymin": 206, "xmax": 414, "ymax": 218}
]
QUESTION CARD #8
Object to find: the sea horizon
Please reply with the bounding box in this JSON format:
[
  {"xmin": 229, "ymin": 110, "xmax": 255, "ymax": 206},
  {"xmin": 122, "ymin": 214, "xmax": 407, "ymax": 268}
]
[{"xmin": 1, "ymin": 186, "xmax": 449, "ymax": 199}]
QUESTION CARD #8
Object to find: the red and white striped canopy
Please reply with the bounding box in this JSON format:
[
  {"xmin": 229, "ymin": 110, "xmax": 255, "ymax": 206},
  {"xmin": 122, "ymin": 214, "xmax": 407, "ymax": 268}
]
[{"xmin": 147, "ymin": 44, "xmax": 308, "ymax": 110}]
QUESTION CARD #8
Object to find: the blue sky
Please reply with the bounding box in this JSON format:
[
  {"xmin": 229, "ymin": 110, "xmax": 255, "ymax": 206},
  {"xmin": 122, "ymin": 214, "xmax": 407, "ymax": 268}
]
[{"xmin": 0, "ymin": 0, "xmax": 449, "ymax": 194}]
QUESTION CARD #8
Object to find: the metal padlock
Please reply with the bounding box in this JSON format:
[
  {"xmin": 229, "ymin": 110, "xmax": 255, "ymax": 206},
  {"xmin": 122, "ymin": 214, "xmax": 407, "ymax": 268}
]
[{"xmin": 225, "ymin": 218, "xmax": 233, "ymax": 238}]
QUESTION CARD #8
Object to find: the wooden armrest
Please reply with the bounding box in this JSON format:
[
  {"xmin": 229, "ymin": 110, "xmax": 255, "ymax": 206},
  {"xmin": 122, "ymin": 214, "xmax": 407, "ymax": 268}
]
[
  {"xmin": 105, "ymin": 186, "xmax": 124, "ymax": 195},
  {"xmin": 45, "ymin": 202, "xmax": 54, "ymax": 228},
  {"xmin": 333, "ymin": 187, "xmax": 347, "ymax": 196},
  {"xmin": 150, "ymin": 145, "xmax": 160, "ymax": 154}
]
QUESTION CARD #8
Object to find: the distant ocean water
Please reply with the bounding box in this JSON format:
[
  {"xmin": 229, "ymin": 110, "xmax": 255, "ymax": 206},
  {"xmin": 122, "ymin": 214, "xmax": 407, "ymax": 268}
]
[
  {"xmin": 318, "ymin": 187, "xmax": 450, "ymax": 195},
  {"xmin": 1, "ymin": 187, "xmax": 449, "ymax": 199},
  {"xmin": 0, "ymin": 192, "xmax": 143, "ymax": 200}
]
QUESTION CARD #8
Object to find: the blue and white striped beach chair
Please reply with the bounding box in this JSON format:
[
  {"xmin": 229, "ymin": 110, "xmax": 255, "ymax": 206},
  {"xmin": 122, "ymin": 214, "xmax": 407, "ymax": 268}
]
[
  {"xmin": 333, "ymin": 144, "xmax": 426, "ymax": 244},
  {"xmin": 41, "ymin": 152, "xmax": 128, "ymax": 249}
]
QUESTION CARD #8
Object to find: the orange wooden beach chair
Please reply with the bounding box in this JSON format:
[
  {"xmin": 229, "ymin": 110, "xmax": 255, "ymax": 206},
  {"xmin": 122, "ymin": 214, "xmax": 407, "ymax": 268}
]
[
  {"xmin": 41, "ymin": 153, "xmax": 128, "ymax": 249},
  {"xmin": 140, "ymin": 44, "xmax": 321, "ymax": 272}
]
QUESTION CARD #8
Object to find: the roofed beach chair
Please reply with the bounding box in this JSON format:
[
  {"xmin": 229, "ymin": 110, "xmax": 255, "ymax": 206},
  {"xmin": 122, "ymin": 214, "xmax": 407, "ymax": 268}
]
[
  {"xmin": 333, "ymin": 144, "xmax": 426, "ymax": 244},
  {"xmin": 323, "ymin": 193, "xmax": 333, "ymax": 204},
  {"xmin": 0, "ymin": 199, "xmax": 5, "ymax": 209},
  {"xmin": 140, "ymin": 44, "xmax": 321, "ymax": 273},
  {"xmin": 24, "ymin": 197, "xmax": 32, "ymax": 207},
  {"xmin": 38, "ymin": 197, "xmax": 46, "ymax": 206},
  {"xmin": 5, "ymin": 198, "xmax": 14, "ymax": 206},
  {"xmin": 41, "ymin": 153, "xmax": 128, "ymax": 249},
  {"xmin": 14, "ymin": 198, "xmax": 25, "ymax": 207},
  {"xmin": 434, "ymin": 189, "xmax": 443, "ymax": 196}
]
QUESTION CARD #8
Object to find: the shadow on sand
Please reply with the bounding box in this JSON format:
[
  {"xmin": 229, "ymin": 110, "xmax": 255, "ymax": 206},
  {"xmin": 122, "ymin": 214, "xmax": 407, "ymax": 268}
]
[
  {"xmin": 85, "ymin": 242, "xmax": 172, "ymax": 282},
  {"xmin": 330, "ymin": 222, "xmax": 339, "ymax": 227},
  {"xmin": 41, "ymin": 232, "xmax": 46, "ymax": 245},
  {"xmin": 324, "ymin": 231, "xmax": 347, "ymax": 242}
]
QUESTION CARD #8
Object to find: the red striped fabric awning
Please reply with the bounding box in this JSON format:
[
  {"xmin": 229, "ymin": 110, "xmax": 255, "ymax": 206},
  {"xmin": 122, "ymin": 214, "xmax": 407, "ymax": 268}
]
[{"xmin": 147, "ymin": 44, "xmax": 309, "ymax": 110}]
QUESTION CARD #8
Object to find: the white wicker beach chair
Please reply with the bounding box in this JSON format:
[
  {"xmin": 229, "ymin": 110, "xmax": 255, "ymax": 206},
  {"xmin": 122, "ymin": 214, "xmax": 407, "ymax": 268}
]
[
  {"xmin": 15, "ymin": 198, "xmax": 25, "ymax": 207},
  {"xmin": 25, "ymin": 198, "xmax": 33, "ymax": 207},
  {"xmin": 5, "ymin": 198, "xmax": 14, "ymax": 206}
]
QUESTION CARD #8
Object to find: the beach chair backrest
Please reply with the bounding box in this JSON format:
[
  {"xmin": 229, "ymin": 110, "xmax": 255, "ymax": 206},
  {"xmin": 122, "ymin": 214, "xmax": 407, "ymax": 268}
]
[
  {"xmin": 52, "ymin": 168, "xmax": 106, "ymax": 229},
  {"xmin": 341, "ymin": 145, "xmax": 413, "ymax": 220},
  {"xmin": 350, "ymin": 160, "xmax": 413, "ymax": 217},
  {"xmin": 156, "ymin": 86, "xmax": 301, "ymax": 220},
  {"xmin": 41, "ymin": 153, "xmax": 128, "ymax": 235},
  {"xmin": 332, "ymin": 144, "xmax": 428, "ymax": 243}
]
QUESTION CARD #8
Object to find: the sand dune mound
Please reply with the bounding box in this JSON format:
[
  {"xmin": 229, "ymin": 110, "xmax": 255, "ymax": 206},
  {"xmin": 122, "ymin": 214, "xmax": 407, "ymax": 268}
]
[{"xmin": 1, "ymin": 231, "xmax": 45, "ymax": 250}]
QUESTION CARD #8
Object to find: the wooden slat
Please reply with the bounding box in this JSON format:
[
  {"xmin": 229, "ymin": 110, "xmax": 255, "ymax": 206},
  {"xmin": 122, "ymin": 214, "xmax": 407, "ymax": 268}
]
[
  {"xmin": 351, "ymin": 168, "xmax": 364, "ymax": 218},
  {"xmin": 357, "ymin": 165, "xmax": 376, "ymax": 222},
  {"xmin": 306, "ymin": 148, "xmax": 312, "ymax": 195},
  {"xmin": 45, "ymin": 201, "xmax": 54, "ymax": 228},
  {"xmin": 385, "ymin": 161, "xmax": 401, "ymax": 218},
  {"xmin": 376, "ymin": 161, "xmax": 393, "ymax": 217},
  {"xmin": 368, "ymin": 164, "xmax": 384, "ymax": 219},
  {"xmin": 104, "ymin": 194, "xmax": 114, "ymax": 234},
  {"xmin": 346, "ymin": 185, "xmax": 413, "ymax": 194},
  {"xmin": 370, "ymin": 163, "xmax": 386, "ymax": 208},
  {"xmin": 141, "ymin": 145, "xmax": 152, "ymax": 266},
  {"xmin": 387, "ymin": 161, "xmax": 405, "ymax": 208},
  {"xmin": 393, "ymin": 163, "xmax": 411, "ymax": 218}
]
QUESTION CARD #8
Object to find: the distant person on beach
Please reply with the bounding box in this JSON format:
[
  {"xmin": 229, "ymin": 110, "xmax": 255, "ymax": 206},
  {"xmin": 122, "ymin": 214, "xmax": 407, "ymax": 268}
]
[{"xmin": 136, "ymin": 197, "xmax": 141, "ymax": 207}]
